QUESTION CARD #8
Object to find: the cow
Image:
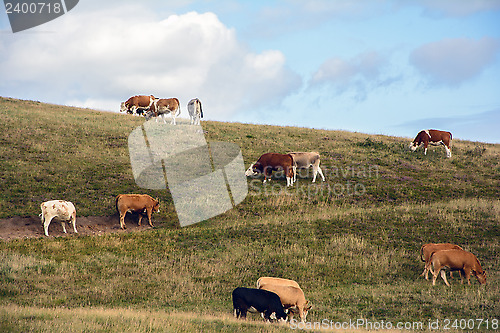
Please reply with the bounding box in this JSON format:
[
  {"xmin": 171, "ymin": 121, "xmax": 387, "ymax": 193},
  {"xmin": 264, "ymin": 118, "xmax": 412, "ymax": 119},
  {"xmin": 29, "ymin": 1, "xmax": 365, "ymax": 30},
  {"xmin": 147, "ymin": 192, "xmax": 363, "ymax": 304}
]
[
  {"xmin": 420, "ymin": 243, "xmax": 464, "ymax": 280},
  {"xmin": 187, "ymin": 98, "xmax": 203, "ymax": 125},
  {"xmin": 145, "ymin": 98, "xmax": 180, "ymax": 124},
  {"xmin": 115, "ymin": 194, "xmax": 160, "ymax": 230},
  {"xmin": 258, "ymin": 283, "xmax": 312, "ymax": 322},
  {"xmin": 245, "ymin": 153, "xmax": 295, "ymax": 187},
  {"xmin": 426, "ymin": 249, "xmax": 486, "ymax": 286},
  {"xmin": 288, "ymin": 152, "xmax": 325, "ymax": 183},
  {"xmin": 409, "ymin": 129, "xmax": 453, "ymax": 158},
  {"xmin": 256, "ymin": 277, "xmax": 300, "ymax": 289},
  {"xmin": 120, "ymin": 95, "xmax": 156, "ymax": 115},
  {"xmin": 232, "ymin": 287, "xmax": 288, "ymax": 323},
  {"xmin": 39, "ymin": 200, "xmax": 78, "ymax": 237}
]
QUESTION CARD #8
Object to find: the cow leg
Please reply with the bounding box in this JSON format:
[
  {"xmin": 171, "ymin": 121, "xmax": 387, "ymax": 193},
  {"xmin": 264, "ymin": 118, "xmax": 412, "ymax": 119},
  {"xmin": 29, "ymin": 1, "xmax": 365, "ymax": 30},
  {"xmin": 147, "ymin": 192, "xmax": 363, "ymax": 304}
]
[
  {"xmin": 431, "ymin": 264, "xmax": 440, "ymax": 285},
  {"xmin": 318, "ymin": 166, "xmax": 325, "ymax": 181},
  {"xmin": 137, "ymin": 214, "xmax": 143, "ymax": 226},
  {"xmin": 147, "ymin": 209, "xmax": 154, "ymax": 227},
  {"xmin": 444, "ymin": 145, "xmax": 451, "ymax": 158},
  {"xmin": 422, "ymin": 266, "xmax": 430, "ymax": 280},
  {"xmin": 464, "ymin": 268, "xmax": 472, "ymax": 285},
  {"xmin": 71, "ymin": 215, "xmax": 78, "ymax": 234},
  {"xmin": 440, "ymin": 270, "xmax": 450, "ymax": 286},
  {"xmin": 424, "ymin": 261, "xmax": 434, "ymax": 280},
  {"xmin": 119, "ymin": 212, "xmax": 127, "ymax": 229},
  {"xmin": 61, "ymin": 221, "xmax": 67, "ymax": 234},
  {"xmin": 43, "ymin": 216, "xmax": 53, "ymax": 236}
]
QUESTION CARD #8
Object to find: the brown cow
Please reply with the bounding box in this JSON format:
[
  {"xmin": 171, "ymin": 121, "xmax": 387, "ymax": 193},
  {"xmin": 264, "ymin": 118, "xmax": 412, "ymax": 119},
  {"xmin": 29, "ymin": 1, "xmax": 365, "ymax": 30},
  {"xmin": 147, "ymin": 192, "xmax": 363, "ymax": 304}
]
[
  {"xmin": 259, "ymin": 283, "xmax": 312, "ymax": 322},
  {"xmin": 115, "ymin": 194, "xmax": 160, "ymax": 229},
  {"xmin": 120, "ymin": 95, "xmax": 156, "ymax": 115},
  {"xmin": 420, "ymin": 243, "xmax": 463, "ymax": 280},
  {"xmin": 145, "ymin": 98, "xmax": 181, "ymax": 124},
  {"xmin": 245, "ymin": 153, "xmax": 295, "ymax": 186},
  {"xmin": 426, "ymin": 249, "xmax": 486, "ymax": 286},
  {"xmin": 409, "ymin": 129, "xmax": 452, "ymax": 158},
  {"xmin": 256, "ymin": 277, "xmax": 300, "ymax": 289}
]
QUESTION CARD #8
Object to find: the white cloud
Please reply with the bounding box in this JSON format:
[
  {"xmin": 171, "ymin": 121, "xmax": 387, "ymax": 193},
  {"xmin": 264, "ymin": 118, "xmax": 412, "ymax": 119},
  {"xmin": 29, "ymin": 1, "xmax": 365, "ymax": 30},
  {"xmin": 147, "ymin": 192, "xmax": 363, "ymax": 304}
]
[
  {"xmin": 0, "ymin": 8, "xmax": 301, "ymax": 118},
  {"xmin": 410, "ymin": 37, "xmax": 500, "ymax": 87},
  {"xmin": 309, "ymin": 51, "xmax": 397, "ymax": 101}
]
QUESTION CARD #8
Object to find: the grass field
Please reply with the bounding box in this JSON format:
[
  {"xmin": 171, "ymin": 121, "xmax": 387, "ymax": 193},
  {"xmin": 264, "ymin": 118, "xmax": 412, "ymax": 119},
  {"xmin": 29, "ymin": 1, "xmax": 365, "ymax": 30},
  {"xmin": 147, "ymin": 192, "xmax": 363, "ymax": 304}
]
[{"xmin": 0, "ymin": 97, "xmax": 499, "ymax": 332}]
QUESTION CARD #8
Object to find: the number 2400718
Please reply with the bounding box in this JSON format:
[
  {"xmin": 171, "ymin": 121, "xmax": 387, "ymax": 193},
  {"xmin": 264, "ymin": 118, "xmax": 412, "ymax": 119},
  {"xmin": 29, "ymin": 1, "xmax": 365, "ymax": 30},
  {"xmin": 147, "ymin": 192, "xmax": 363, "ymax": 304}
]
[{"xmin": 5, "ymin": 2, "xmax": 62, "ymax": 14}]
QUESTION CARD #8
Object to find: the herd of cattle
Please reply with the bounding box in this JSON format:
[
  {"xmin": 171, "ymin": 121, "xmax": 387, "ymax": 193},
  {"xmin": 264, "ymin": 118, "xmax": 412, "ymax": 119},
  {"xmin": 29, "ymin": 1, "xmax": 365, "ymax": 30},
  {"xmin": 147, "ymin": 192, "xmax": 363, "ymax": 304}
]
[
  {"xmin": 36, "ymin": 97, "xmax": 474, "ymax": 324},
  {"xmin": 120, "ymin": 94, "xmax": 203, "ymax": 125},
  {"xmin": 231, "ymin": 243, "xmax": 487, "ymax": 324}
]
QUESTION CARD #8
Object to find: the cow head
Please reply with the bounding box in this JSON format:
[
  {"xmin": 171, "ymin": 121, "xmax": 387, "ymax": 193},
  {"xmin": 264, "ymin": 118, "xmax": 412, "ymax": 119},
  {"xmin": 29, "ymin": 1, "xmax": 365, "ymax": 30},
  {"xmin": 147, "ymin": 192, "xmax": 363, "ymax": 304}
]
[
  {"xmin": 153, "ymin": 198, "xmax": 160, "ymax": 213},
  {"xmin": 245, "ymin": 163, "xmax": 259, "ymax": 176},
  {"xmin": 302, "ymin": 302, "xmax": 313, "ymax": 322},
  {"xmin": 145, "ymin": 110, "xmax": 156, "ymax": 121},
  {"xmin": 476, "ymin": 270, "xmax": 487, "ymax": 284},
  {"xmin": 409, "ymin": 141, "xmax": 418, "ymax": 151},
  {"xmin": 119, "ymin": 102, "xmax": 127, "ymax": 113}
]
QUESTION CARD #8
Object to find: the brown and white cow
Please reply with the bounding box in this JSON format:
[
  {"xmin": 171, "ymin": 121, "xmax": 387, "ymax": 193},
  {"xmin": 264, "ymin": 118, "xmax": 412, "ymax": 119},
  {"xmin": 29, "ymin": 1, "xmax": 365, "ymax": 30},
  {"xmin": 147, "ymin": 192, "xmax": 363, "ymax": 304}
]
[
  {"xmin": 426, "ymin": 249, "xmax": 486, "ymax": 286},
  {"xmin": 258, "ymin": 283, "xmax": 312, "ymax": 322},
  {"xmin": 245, "ymin": 153, "xmax": 295, "ymax": 186},
  {"xmin": 288, "ymin": 152, "xmax": 325, "ymax": 183},
  {"xmin": 145, "ymin": 98, "xmax": 180, "ymax": 124},
  {"xmin": 256, "ymin": 277, "xmax": 300, "ymax": 289},
  {"xmin": 420, "ymin": 243, "xmax": 463, "ymax": 280},
  {"xmin": 187, "ymin": 98, "xmax": 203, "ymax": 125},
  {"xmin": 409, "ymin": 129, "xmax": 452, "ymax": 158},
  {"xmin": 120, "ymin": 95, "xmax": 156, "ymax": 115},
  {"xmin": 40, "ymin": 200, "xmax": 78, "ymax": 237},
  {"xmin": 115, "ymin": 194, "xmax": 160, "ymax": 229}
]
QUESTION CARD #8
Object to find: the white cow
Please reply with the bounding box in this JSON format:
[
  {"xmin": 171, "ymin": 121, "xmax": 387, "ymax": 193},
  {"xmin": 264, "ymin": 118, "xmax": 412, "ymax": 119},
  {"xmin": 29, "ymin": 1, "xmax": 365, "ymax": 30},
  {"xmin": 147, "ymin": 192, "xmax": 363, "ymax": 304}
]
[
  {"xmin": 187, "ymin": 98, "xmax": 203, "ymax": 125},
  {"xmin": 288, "ymin": 152, "xmax": 325, "ymax": 183},
  {"xmin": 39, "ymin": 200, "xmax": 78, "ymax": 237}
]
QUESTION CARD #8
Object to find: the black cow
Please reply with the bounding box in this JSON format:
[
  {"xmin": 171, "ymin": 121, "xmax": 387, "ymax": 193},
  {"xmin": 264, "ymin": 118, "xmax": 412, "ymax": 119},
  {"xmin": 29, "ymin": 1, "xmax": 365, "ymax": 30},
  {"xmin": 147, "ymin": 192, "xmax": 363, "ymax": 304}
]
[{"xmin": 232, "ymin": 287, "xmax": 288, "ymax": 322}]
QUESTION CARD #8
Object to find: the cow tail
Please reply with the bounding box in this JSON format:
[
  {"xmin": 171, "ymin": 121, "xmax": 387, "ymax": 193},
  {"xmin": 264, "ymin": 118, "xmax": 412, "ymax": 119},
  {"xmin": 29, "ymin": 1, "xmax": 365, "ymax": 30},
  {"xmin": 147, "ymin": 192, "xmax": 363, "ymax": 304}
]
[
  {"xmin": 449, "ymin": 132, "xmax": 453, "ymax": 140},
  {"xmin": 199, "ymin": 100, "xmax": 203, "ymax": 118},
  {"xmin": 115, "ymin": 195, "xmax": 121, "ymax": 215},
  {"xmin": 420, "ymin": 245, "xmax": 425, "ymax": 262}
]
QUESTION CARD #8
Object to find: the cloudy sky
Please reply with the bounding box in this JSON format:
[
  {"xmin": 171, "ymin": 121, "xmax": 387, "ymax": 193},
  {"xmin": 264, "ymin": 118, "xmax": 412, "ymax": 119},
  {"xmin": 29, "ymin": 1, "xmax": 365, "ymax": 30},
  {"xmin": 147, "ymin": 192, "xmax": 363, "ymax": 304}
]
[{"xmin": 1, "ymin": 0, "xmax": 499, "ymax": 143}]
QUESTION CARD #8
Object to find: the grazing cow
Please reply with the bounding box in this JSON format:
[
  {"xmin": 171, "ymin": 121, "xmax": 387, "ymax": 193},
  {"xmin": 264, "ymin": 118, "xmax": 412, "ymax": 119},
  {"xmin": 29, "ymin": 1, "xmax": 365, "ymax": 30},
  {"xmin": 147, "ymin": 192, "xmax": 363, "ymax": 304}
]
[
  {"xmin": 145, "ymin": 98, "xmax": 180, "ymax": 124},
  {"xmin": 120, "ymin": 95, "xmax": 156, "ymax": 115},
  {"xmin": 245, "ymin": 153, "xmax": 295, "ymax": 187},
  {"xmin": 409, "ymin": 129, "xmax": 453, "ymax": 158},
  {"xmin": 40, "ymin": 200, "xmax": 78, "ymax": 237},
  {"xmin": 256, "ymin": 277, "xmax": 300, "ymax": 289},
  {"xmin": 232, "ymin": 287, "xmax": 288, "ymax": 323},
  {"xmin": 288, "ymin": 152, "xmax": 325, "ymax": 183},
  {"xmin": 115, "ymin": 194, "xmax": 160, "ymax": 230},
  {"xmin": 187, "ymin": 98, "xmax": 203, "ymax": 125},
  {"xmin": 426, "ymin": 249, "xmax": 486, "ymax": 286},
  {"xmin": 259, "ymin": 283, "xmax": 312, "ymax": 322},
  {"xmin": 420, "ymin": 243, "xmax": 463, "ymax": 280}
]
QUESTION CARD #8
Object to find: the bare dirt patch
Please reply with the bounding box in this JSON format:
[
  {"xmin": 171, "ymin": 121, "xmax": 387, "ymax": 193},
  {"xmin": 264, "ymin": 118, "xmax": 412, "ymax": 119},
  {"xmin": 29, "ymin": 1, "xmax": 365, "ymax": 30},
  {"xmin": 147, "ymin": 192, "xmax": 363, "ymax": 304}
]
[{"xmin": 0, "ymin": 215, "xmax": 155, "ymax": 241}]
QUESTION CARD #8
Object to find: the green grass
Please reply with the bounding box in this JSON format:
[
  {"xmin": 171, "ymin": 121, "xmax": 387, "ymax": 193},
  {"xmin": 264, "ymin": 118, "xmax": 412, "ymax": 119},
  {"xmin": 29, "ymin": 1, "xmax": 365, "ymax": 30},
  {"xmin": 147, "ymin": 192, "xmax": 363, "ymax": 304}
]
[{"xmin": 0, "ymin": 97, "xmax": 499, "ymax": 332}]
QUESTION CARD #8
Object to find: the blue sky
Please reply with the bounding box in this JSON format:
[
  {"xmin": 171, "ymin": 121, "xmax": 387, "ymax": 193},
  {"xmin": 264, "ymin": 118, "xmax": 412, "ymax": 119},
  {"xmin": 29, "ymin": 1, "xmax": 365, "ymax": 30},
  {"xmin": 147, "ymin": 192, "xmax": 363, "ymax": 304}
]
[{"xmin": 1, "ymin": 1, "xmax": 499, "ymax": 143}]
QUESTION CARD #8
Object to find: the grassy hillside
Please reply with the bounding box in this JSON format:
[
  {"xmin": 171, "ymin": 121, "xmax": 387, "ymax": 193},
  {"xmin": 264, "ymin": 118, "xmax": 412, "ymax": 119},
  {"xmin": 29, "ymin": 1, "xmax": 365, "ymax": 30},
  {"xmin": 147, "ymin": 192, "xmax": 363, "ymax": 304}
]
[{"xmin": 0, "ymin": 97, "xmax": 499, "ymax": 332}]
